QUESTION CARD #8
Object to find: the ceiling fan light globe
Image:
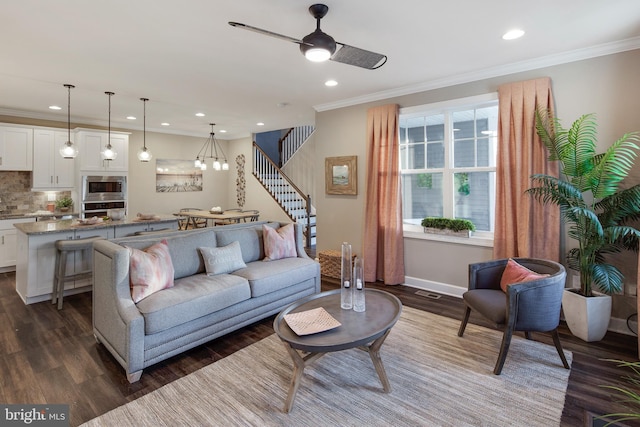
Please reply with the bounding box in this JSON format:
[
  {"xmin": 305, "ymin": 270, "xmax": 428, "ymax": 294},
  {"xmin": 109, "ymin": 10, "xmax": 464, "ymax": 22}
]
[
  {"xmin": 305, "ymin": 48, "xmax": 331, "ymax": 62},
  {"xmin": 300, "ymin": 29, "xmax": 335, "ymax": 62}
]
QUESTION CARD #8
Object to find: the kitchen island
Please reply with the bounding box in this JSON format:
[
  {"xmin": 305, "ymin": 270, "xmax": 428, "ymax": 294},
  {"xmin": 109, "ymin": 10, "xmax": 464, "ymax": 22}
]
[{"xmin": 14, "ymin": 215, "xmax": 179, "ymax": 304}]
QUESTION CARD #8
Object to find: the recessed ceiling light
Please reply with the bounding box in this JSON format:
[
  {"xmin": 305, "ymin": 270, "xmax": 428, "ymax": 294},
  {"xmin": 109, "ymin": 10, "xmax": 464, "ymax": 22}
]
[
  {"xmin": 257, "ymin": 122, "xmax": 264, "ymax": 126},
  {"xmin": 161, "ymin": 122, "xmax": 170, "ymax": 126},
  {"xmin": 220, "ymin": 130, "xmax": 227, "ymax": 133},
  {"xmin": 49, "ymin": 105, "xmax": 61, "ymax": 110},
  {"xmin": 195, "ymin": 112, "xmax": 205, "ymax": 117},
  {"xmin": 325, "ymin": 80, "xmax": 338, "ymax": 87},
  {"xmin": 502, "ymin": 29, "xmax": 524, "ymax": 40},
  {"xmin": 126, "ymin": 116, "xmax": 136, "ymax": 120}
]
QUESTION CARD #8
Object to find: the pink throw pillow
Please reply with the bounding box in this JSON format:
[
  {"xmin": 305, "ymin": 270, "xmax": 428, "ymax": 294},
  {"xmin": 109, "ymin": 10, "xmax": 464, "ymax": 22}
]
[
  {"xmin": 499, "ymin": 258, "xmax": 548, "ymax": 293},
  {"xmin": 263, "ymin": 224, "xmax": 297, "ymax": 261},
  {"xmin": 127, "ymin": 239, "xmax": 175, "ymax": 303}
]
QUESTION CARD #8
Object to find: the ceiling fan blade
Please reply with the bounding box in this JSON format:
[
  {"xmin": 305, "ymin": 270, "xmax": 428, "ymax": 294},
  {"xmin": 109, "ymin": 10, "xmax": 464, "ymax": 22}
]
[
  {"xmin": 228, "ymin": 22, "xmax": 307, "ymax": 46},
  {"xmin": 331, "ymin": 43, "xmax": 388, "ymax": 70}
]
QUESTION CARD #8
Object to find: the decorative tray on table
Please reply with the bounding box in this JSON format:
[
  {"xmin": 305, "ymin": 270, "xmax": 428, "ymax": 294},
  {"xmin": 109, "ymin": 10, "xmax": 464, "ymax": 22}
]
[{"xmin": 283, "ymin": 307, "xmax": 341, "ymax": 336}]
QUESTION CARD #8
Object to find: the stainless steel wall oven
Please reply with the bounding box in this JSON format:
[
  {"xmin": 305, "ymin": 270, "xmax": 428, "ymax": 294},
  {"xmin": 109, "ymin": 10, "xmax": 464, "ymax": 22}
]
[{"xmin": 82, "ymin": 175, "xmax": 126, "ymax": 218}]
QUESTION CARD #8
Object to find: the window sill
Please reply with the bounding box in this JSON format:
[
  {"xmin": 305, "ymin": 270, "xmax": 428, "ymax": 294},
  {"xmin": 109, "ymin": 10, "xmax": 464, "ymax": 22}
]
[{"xmin": 403, "ymin": 229, "xmax": 493, "ymax": 248}]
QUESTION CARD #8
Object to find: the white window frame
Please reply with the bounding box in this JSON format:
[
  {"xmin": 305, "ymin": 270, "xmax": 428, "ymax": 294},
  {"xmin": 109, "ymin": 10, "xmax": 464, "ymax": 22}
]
[{"xmin": 400, "ymin": 93, "xmax": 498, "ymax": 245}]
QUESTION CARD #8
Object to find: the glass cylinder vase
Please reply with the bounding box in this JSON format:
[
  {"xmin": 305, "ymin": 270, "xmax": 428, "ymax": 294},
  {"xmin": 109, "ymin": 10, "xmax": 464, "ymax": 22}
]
[
  {"xmin": 340, "ymin": 242, "xmax": 353, "ymax": 309},
  {"xmin": 353, "ymin": 256, "xmax": 365, "ymax": 312}
]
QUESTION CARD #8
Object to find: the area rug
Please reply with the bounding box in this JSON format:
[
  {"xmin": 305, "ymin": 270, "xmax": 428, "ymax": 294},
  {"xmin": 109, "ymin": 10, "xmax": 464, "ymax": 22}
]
[{"xmin": 82, "ymin": 307, "xmax": 572, "ymax": 427}]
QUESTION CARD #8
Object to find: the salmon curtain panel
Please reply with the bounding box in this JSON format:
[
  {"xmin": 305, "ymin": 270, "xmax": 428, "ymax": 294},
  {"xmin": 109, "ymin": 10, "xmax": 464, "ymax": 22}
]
[
  {"xmin": 363, "ymin": 104, "xmax": 405, "ymax": 285},
  {"xmin": 493, "ymin": 77, "xmax": 560, "ymax": 260}
]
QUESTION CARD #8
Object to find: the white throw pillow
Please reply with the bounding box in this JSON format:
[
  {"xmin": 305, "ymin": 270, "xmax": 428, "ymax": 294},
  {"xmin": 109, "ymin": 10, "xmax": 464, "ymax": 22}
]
[{"xmin": 199, "ymin": 241, "xmax": 247, "ymax": 275}]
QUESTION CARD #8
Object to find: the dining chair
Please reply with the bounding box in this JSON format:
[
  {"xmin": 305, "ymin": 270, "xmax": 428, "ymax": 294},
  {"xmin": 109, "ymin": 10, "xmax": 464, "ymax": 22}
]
[
  {"xmin": 242, "ymin": 209, "xmax": 260, "ymax": 222},
  {"xmin": 457, "ymin": 257, "xmax": 570, "ymax": 375},
  {"xmin": 179, "ymin": 208, "xmax": 207, "ymax": 229},
  {"xmin": 214, "ymin": 208, "xmax": 243, "ymax": 226}
]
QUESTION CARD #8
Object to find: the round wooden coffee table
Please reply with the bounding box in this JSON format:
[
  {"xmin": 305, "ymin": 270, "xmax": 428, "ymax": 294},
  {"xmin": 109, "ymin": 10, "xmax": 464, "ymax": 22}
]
[{"xmin": 273, "ymin": 289, "xmax": 402, "ymax": 412}]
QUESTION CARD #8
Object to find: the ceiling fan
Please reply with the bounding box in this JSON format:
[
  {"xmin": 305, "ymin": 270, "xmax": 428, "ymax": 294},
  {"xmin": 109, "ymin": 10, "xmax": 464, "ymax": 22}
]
[{"xmin": 229, "ymin": 4, "xmax": 387, "ymax": 70}]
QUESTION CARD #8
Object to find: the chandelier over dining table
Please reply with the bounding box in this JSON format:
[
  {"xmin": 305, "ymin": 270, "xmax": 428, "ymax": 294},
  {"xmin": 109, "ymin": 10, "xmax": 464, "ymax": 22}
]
[{"xmin": 194, "ymin": 123, "xmax": 228, "ymax": 171}]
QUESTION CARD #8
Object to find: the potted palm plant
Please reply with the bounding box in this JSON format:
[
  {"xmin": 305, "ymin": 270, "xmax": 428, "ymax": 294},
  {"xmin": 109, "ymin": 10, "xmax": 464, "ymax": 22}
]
[{"xmin": 526, "ymin": 110, "xmax": 640, "ymax": 342}]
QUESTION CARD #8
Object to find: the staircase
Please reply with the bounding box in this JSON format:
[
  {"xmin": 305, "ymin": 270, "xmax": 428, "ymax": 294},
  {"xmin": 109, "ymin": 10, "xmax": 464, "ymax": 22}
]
[{"xmin": 253, "ymin": 127, "xmax": 316, "ymax": 247}]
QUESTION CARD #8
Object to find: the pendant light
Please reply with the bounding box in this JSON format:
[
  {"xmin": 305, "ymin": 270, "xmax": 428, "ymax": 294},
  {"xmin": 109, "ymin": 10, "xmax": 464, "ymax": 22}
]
[
  {"xmin": 194, "ymin": 123, "xmax": 228, "ymax": 171},
  {"xmin": 101, "ymin": 91, "xmax": 118, "ymax": 161},
  {"xmin": 59, "ymin": 84, "xmax": 78, "ymax": 158},
  {"xmin": 137, "ymin": 97, "xmax": 152, "ymax": 162}
]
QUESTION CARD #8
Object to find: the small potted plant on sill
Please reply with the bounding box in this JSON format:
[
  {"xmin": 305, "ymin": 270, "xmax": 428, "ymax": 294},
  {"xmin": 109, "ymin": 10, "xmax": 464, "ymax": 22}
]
[
  {"xmin": 55, "ymin": 196, "xmax": 73, "ymax": 212},
  {"xmin": 421, "ymin": 217, "xmax": 476, "ymax": 238}
]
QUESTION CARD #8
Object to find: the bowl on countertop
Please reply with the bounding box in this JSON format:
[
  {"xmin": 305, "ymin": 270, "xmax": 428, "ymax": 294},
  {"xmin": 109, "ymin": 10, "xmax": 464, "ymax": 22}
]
[{"xmin": 107, "ymin": 209, "xmax": 125, "ymax": 220}]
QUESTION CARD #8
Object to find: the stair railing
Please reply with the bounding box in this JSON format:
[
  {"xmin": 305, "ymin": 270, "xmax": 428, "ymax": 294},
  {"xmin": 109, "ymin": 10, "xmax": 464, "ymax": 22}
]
[
  {"xmin": 279, "ymin": 125, "xmax": 315, "ymax": 167},
  {"xmin": 253, "ymin": 142, "xmax": 313, "ymax": 247}
]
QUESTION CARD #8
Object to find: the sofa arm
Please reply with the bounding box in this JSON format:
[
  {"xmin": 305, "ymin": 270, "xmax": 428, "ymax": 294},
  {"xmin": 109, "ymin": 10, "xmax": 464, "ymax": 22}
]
[
  {"xmin": 292, "ymin": 223, "xmax": 311, "ymax": 259},
  {"xmin": 93, "ymin": 240, "xmax": 145, "ymax": 376}
]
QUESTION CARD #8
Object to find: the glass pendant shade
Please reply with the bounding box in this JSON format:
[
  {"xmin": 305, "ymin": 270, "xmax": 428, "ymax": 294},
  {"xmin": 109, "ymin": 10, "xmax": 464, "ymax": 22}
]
[
  {"xmin": 194, "ymin": 158, "xmax": 202, "ymax": 168},
  {"xmin": 137, "ymin": 97, "xmax": 152, "ymax": 162},
  {"xmin": 222, "ymin": 161, "xmax": 229, "ymax": 171},
  {"xmin": 213, "ymin": 160, "xmax": 221, "ymax": 171},
  {"xmin": 60, "ymin": 141, "xmax": 78, "ymax": 158},
  {"xmin": 59, "ymin": 84, "xmax": 78, "ymax": 159},
  {"xmin": 101, "ymin": 91, "xmax": 118, "ymax": 161},
  {"xmin": 101, "ymin": 145, "xmax": 117, "ymax": 161},
  {"xmin": 137, "ymin": 147, "xmax": 152, "ymax": 162}
]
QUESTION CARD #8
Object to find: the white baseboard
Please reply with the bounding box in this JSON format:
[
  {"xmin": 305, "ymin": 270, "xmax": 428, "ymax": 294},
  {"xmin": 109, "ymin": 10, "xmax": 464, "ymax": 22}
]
[{"xmin": 403, "ymin": 276, "xmax": 637, "ymax": 337}]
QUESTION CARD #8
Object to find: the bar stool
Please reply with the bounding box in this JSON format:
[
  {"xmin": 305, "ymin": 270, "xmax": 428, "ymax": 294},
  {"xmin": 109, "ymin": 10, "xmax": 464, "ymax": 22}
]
[{"xmin": 52, "ymin": 236, "xmax": 105, "ymax": 310}]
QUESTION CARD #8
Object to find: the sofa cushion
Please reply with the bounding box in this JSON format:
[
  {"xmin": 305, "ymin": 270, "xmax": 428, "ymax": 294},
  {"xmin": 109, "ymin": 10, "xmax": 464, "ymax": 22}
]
[
  {"xmin": 215, "ymin": 223, "xmax": 279, "ymax": 263},
  {"xmin": 232, "ymin": 257, "xmax": 319, "ymax": 297},
  {"xmin": 135, "ymin": 273, "xmax": 251, "ymax": 334},
  {"xmin": 199, "ymin": 241, "xmax": 247, "ymax": 275},
  {"xmin": 116, "ymin": 229, "xmax": 216, "ymax": 280},
  {"xmin": 263, "ymin": 223, "xmax": 297, "ymax": 261},
  {"xmin": 127, "ymin": 240, "xmax": 175, "ymax": 303}
]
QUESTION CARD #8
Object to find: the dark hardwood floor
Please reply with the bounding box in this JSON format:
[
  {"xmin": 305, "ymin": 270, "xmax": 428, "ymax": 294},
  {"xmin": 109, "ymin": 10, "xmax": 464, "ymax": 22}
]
[{"xmin": 0, "ymin": 271, "xmax": 638, "ymax": 426}]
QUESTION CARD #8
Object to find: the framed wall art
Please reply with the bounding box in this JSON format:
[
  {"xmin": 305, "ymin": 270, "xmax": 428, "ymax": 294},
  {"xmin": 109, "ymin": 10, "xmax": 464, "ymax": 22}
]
[
  {"xmin": 156, "ymin": 159, "xmax": 203, "ymax": 192},
  {"xmin": 325, "ymin": 155, "xmax": 357, "ymax": 195}
]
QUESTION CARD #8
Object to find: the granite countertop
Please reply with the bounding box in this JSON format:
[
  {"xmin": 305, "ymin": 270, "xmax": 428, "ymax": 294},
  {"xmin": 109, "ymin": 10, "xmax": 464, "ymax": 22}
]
[
  {"xmin": 0, "ymin": 211, "xmax": 80, "ymax": 220},
  {"xmin": 14, "ymin": 215, "xmax": 178, "ymax": 235}
]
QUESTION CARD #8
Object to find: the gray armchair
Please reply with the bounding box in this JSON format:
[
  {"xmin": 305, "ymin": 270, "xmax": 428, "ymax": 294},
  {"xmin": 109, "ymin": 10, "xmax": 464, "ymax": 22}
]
[{"xmin": 457, "ymin": 258, "xmax": 570, "ymax": 375}]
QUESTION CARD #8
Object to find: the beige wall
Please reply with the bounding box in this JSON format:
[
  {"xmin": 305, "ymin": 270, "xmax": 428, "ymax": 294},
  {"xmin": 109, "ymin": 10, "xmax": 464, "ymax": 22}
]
[
  {"xmin": 224, "ymin": 136, "xmax": 294, "ymax": 224},
  {"xmin": 313, "ymin": 49, "xmax": 640, "ymax": 316}
]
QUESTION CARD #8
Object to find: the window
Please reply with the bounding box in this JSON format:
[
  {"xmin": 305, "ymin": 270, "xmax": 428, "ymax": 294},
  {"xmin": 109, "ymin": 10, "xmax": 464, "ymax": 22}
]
[{"xmin": 399, "ymin": 94, "xmax": 498, "ymax": 234}]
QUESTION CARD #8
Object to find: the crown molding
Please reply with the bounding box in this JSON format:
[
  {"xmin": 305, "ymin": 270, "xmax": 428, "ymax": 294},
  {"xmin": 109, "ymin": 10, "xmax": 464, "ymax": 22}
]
[
  {"xmin": 0, "ymin": 108, "xmax": 247, "ymax": 139},
  {"xmin": 314, "ymin": 37, "xmax": 640, "ymax": 112}
]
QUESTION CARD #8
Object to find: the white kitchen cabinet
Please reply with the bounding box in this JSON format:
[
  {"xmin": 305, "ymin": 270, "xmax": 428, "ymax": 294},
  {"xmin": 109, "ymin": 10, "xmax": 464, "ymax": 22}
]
[
  {"xmin": 0, "ymin": 218, "xmax": 35, "ymax": 269},
  {"xmin": 32, "ymin": 129, "xmax": 76, "ymax": 189},
  {"xmin": 0, "ymin": 125, "xmax": 33, "ymax": 171},
  {"xmin": 76, "ymin": 130, "xmax": 129, "ymax": 172}
]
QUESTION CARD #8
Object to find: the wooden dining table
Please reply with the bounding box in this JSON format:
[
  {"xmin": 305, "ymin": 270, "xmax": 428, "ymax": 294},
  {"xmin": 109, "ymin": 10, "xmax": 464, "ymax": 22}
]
[{"xmin": 173, "ymin": 209, "xmax": 258, "ymax": 228}]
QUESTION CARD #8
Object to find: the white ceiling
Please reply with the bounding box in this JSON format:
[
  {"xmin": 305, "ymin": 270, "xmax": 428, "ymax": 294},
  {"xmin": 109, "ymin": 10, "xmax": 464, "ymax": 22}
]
[{"xmin": 2, "ymin": 0, "xmax": 640, "ymax": 140}]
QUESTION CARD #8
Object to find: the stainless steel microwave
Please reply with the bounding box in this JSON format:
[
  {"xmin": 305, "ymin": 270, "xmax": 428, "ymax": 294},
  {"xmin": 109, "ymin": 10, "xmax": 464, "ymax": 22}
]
[{"xmin": 82, "ymin": 175, "xmax": 126, "ymax": 202}]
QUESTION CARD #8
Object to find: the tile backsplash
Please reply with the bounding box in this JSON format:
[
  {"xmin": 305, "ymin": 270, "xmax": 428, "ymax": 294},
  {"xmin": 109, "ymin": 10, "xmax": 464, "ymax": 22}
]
[{"xmin": 0, "ymin": 171, "xmax": 72, "ymax": 214}]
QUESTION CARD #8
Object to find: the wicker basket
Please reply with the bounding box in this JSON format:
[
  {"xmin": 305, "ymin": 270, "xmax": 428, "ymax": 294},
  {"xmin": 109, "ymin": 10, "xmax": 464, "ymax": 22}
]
[{"xmin": 319, "ymin": 249, "xmax": 355, "ymax": 279}]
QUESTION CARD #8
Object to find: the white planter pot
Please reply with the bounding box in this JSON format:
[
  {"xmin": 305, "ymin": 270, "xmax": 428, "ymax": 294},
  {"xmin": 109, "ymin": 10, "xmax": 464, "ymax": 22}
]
[{"xmin": 562, "ymin": 289, "xmax": 612, "ymax": 342}]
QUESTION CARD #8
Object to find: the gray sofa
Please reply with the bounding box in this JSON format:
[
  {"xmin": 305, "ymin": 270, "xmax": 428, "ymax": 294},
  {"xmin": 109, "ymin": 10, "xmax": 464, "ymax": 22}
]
[{"xmin": 92, "ymin": 221, "xmax": 320, "ymax": 382}]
